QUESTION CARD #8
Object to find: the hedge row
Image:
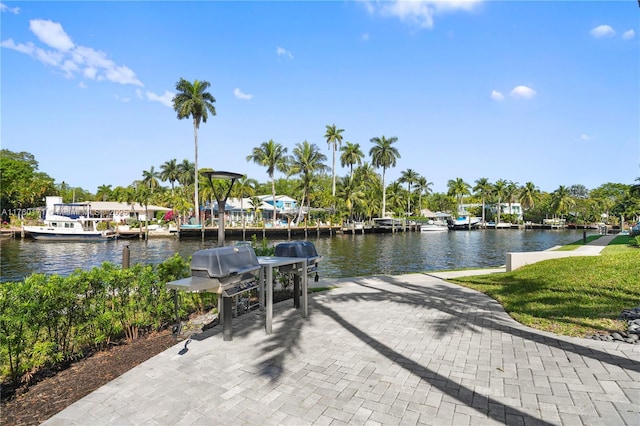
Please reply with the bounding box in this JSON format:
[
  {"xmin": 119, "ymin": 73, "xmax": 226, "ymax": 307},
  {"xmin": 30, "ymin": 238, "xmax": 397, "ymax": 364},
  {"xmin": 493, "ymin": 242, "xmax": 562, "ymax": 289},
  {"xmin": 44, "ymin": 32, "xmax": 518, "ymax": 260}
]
[{"xmin": 0, "ymin": 254, "xmax": 218, "ymax": 388}]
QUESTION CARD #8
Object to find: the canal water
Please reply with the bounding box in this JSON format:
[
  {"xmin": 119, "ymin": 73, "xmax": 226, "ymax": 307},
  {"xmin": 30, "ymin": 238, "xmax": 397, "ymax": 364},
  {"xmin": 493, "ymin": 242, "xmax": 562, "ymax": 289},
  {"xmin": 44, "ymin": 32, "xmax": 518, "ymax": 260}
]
[{"xmin": 0, "ymin": 229, "xmax": 588, "ymax": 283}]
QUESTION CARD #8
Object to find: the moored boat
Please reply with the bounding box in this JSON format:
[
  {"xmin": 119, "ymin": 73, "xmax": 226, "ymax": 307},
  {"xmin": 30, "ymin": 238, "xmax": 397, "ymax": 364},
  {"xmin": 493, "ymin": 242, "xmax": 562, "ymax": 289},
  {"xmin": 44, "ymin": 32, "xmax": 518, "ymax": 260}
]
[
  {"xmin": 420, "ymin": 220, "xmax": 449, "ymax": 232},
  {"xmin": 372, "ymin": 217, "xmax": 405, "ymax": 233},
  {"xmin": 22, "ymin": 197, "xmax": 117, "ymax": 241},
  {"xmin": 448, "ymin": 216, "xmax": 482, "ymax": 230}
]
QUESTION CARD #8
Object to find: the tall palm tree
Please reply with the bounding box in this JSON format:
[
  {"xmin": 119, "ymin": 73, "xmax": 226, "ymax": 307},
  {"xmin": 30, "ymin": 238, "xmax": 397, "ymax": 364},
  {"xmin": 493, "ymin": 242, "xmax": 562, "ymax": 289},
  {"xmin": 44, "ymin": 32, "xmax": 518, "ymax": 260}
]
[
  {"xmin": 160, "ymin": 159, "xmax": 180, "ymax": 195},
  {"xmin": 492, "ymin": 179, "xmax": 508, "ymax": 223},
  {"xmin": 399, "ymin": 169, "xmax": 419, "ymax": 215},
  {"xmin": 414, "ymin": 176, "xmax": 433, "ymax": 213},
  {"xmin": 473, "ymin": 177, "xmax": 492, "ymax": 224},
  {"xmin": 288, "ymin": 141, "xmax": 328, "ymax": 225},
  {"xmin": 340, "ymin": 141, "xmax": 364, "ymax": 180},
  {"xmin": 142, "ymin": 166, "xmax": 161, "ymax": 193},
  {"xmin": 246, "ymin": 139, "xmax": 289, "ymax": 224},
  {"xmin": 324, "ymin": 124, "xmax": 345, "ymax": 197},
  {"xmin": 96, "ymin": 184, "xmax": 112, "ymax": 202},
  {"xmin": 369, "ymin": 136, "xmax": 400, "ymax": 217},
  {"xmin": 172, "ymin": 78, "xmax": 217, "ymax": 225},
  {"xmin": 447, "ymin": 177, "xmax": 471, "ymax": 217}
]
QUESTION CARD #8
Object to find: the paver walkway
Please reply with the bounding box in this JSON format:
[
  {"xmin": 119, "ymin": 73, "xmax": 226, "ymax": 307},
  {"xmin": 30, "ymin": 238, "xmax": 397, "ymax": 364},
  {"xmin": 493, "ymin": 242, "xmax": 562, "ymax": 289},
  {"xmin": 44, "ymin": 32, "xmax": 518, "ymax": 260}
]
[{"xmin": 44, "ymin": 271, "xmax": 639, "ymax": 425}]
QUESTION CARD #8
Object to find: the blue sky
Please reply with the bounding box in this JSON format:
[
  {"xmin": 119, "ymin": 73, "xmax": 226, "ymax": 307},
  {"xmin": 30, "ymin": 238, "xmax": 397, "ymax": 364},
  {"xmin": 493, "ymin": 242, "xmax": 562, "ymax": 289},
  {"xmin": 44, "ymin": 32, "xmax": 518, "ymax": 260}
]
[{"xmin": 2, "ymin": 1, "xmax": 638, "ymax": 195}]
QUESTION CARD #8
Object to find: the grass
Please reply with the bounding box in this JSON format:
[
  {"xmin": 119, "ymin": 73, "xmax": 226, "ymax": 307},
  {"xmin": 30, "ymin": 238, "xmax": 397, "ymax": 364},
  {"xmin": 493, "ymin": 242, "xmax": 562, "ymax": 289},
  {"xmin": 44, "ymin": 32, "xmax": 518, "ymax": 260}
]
[{"xmin": 450, "ymin": 237, "xmax": 640, "ymax": 337}]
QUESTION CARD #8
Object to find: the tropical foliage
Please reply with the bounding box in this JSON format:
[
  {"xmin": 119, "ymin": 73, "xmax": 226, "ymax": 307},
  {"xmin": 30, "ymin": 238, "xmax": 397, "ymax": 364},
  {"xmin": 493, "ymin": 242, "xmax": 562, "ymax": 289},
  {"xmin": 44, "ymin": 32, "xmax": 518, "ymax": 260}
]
[{"xmin": 3, "ymin": 133, "xmax": 639, "ymax": 229}]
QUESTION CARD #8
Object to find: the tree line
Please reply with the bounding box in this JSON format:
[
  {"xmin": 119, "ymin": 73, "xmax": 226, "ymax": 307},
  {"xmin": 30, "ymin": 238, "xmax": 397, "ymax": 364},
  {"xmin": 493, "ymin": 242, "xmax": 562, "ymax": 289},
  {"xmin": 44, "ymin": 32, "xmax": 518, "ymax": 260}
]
[{"xmin": 2, "ymin": 76, "xmax": 639, "ymax": 226}]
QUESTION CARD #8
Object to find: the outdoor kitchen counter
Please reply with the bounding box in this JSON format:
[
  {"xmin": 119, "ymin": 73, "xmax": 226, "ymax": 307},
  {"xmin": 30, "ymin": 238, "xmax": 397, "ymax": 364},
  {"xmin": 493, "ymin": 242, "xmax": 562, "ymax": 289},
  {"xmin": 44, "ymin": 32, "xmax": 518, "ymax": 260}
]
[{"xmin": 257, "ymin": 256, "xmax": 309, "ymax": 334}]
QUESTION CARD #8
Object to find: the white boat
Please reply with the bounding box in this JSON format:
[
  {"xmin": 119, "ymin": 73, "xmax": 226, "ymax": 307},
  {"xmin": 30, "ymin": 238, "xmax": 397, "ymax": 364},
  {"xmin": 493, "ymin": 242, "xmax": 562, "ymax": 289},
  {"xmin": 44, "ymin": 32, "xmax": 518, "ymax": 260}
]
[
  {"xmin": 372, "ymin": 217, "xmax": 405, "ymax": 232},
  {"xmin": 23, "ymin": 197, "xmax": 117, "ymax": 241},
  {"xmin": 448, "ymin": 216, "xmax": 482, "ymax": 230},
  {"xmin": 420, "ymin": 220, "xmax": 449, "ymax": 232}
]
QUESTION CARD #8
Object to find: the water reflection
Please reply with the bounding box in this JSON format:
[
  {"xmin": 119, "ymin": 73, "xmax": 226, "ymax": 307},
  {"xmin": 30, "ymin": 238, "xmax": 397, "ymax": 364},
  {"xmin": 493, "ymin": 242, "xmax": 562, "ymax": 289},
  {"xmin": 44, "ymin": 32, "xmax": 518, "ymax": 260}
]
[{"xmin": 1, "ymin": 229, "xmax": 587, "ymax": 282}]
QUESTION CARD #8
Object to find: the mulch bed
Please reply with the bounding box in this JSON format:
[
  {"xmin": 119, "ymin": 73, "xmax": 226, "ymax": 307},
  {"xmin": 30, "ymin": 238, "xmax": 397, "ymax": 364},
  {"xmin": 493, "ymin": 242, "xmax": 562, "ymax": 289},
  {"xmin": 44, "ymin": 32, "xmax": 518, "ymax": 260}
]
[{"xmin": 1, "ymin": 330, "xmax": 179, "ymax": 426}]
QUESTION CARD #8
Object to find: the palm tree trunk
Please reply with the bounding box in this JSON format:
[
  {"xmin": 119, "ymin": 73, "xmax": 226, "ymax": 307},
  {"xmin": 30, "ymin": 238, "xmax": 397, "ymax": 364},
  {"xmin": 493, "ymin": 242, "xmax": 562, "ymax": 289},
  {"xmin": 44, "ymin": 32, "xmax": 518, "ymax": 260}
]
[
  {"xmin": 332, "ymin": 147, "xmax": 336, "ymax": 197},
  {"xmin": 193, "ymin": 119, "xmax": 199, "ymax": 225},
  {"xmin": 381, "ymin": 168, "xmax": 387, "ymax": 217}
]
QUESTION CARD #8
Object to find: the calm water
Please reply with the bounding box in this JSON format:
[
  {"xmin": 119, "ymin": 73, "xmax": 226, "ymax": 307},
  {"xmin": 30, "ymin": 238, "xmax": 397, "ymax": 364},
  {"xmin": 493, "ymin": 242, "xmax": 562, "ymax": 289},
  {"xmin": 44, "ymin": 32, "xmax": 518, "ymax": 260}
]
[{"xmin": 0, "ymin": 229, "xmax": 588, "ymax": 283}]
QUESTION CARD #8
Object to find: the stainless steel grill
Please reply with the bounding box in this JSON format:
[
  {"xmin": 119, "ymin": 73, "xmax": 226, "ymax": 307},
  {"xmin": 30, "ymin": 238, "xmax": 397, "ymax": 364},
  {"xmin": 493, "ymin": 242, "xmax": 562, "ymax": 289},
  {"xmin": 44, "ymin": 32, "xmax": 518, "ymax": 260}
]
[
  {"xmin": 274, "ymin": 241, "xmax": 321, "ymax": 274},
  {"xmin": 167, "ymin": 245, "xmax": 261, "ymax": 340},
  {"xmin": 273, "ymin": 241, "xmax": 321, "ymax": 310}
]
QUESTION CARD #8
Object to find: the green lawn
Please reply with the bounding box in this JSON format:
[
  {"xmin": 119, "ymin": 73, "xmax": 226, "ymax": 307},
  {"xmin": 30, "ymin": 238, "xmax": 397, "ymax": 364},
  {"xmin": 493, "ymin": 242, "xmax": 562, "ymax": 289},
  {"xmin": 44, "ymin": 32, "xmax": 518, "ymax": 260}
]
[{"xmin": 450, "ymin": 236, "xmax": 640, "ymax": 337}]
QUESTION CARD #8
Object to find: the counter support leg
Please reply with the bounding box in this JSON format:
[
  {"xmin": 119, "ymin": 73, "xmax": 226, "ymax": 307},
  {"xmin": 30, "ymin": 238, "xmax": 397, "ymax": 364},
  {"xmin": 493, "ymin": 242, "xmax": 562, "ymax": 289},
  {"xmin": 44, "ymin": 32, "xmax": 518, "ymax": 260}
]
[
  {"xmin": 223, "ymin": 297, "xmax": 233, "ymax": 341},
  {"xmin": 266, "ymin": 266, "xmax": 273, "ymax": 334}
]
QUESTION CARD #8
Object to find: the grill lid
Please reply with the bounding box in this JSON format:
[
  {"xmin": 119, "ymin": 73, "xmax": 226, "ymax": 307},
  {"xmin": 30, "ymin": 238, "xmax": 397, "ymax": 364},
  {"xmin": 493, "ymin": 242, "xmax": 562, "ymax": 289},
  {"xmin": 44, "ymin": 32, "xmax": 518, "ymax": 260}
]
[
  {"xmin": 191, "ymin": 245, "xmax": 260, "ymax": 278},
  {"xmin": 274, "ymin": 241, "xmax": 320, "ymax": 263}
]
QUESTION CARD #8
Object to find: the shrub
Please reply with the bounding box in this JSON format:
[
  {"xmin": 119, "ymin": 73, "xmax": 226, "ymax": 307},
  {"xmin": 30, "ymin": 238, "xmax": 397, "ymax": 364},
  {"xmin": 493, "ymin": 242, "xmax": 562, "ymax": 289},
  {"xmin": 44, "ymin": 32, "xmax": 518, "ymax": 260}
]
[{"xmin": 0, "ymin": 254, "xmax": 192, "ymax": 389}]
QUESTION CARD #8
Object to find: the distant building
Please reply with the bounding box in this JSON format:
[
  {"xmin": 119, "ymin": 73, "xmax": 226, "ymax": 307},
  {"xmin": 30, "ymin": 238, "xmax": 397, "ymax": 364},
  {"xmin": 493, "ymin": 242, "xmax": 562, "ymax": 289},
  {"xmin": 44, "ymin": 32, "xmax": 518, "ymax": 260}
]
[
  {"xmin": 202, "ymin": 195, "xmax": 299, "ymax": 226},
  {"xmin": 458, "ymin": 202, "xmax": 523, "ymax": 222}
]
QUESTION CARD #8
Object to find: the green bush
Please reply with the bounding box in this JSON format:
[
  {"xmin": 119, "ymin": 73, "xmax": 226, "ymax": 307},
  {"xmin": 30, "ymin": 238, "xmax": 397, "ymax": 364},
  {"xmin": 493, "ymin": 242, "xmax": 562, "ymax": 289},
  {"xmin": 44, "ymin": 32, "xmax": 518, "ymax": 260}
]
[{"xmin": 0, "ymin": 254, "xmax": 192, "ymax": 389}]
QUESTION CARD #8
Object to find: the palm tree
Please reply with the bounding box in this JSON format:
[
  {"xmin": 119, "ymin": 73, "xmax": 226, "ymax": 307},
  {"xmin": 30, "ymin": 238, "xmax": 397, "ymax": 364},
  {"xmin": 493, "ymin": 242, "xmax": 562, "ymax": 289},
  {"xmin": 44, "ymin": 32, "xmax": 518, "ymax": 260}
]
[
  {"xmin": 246, "ymin": 139, "xmax": 289, "ymax": 224},
  {"xmin": 473, "ymin": 177, "xmax": 492, "ymax": 224},
  {"xmin": 96, "ymin": 184, "xmax": 112, "ymax": 202},
  {"xmin": 447, "ymin": 177, "xmax": 471, "ymax": 217},
  {"xmin": 519, "ymin": 182, "xmax": 541, "ymax": 219},
  {"xmin": 324, "ymin": 124, "xmax": 345, "ymax": 197},
  {"xmin": 160, "ymin": 159, "xmax": 180, "ymax": 195},
  {"xmin": 142, "ymin": 166, "xmax": 161, "ymax": 193},
  {"xmin": 172, "ymin": 78, "xmax": 217, "ymax": 225},
  {"xmin": 492, "ymin": 179, "xmax": 508, "ymax": 224},
  {"xmin": 504, "ymin": 181, "xmax": 519, "ymax": 221},
  {"xmin": 551, "ymin": 185, "xmax": 575, "ymax": 218},
  {"xmin": 288, "ymin": 141, "xmax": 328, "ymax": 225},
  {"xmin": 386, "ymin": 181, "xmax": 406, "ymax": 216},
  {"xmin": 353, "ymin": 162, "xmax": 382, "ymax": 220},
  {"xmin": 233, "ymin": 176, "xmax": 258, "ymax": 233},
  {"xmin": 336, "ymin": 176, "xmax": 364, "ymax": 222},
  {"xmin": 177, "ymin": 159, "xmax": 195, "ymax": 187},
  {"xmin": 399, "ymin": 169, "xmax": 419, "ymax": 216},
  {"xmin": 414, "ymin": 176, "xmax": 433, "ymax": 213},
  {"xmin": 369, "ymin": 136, "xmax": 400, "ymax": 217},
  {"xmin": 340, "ymin": 141, "xmax": 364, "ymax": 180}
]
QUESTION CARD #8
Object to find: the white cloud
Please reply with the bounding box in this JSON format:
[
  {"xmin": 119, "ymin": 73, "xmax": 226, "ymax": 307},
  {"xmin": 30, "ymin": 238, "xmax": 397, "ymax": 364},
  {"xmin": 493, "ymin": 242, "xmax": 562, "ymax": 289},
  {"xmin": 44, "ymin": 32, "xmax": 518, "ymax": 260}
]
[
  {"xmin": 579, "ymin": 134, "xmax": 593, "ymax": 141},
  {"xmin": 2, "ymin": 19, "xmax": 143, "ymax": 87},
  {"xmin": 362, "ymin": 32, "xmax": 370, "ymax": 41},
  {"xmin": 30, "ymin": 19, "xmax": 75, "ymax": 51},
  {"xmin": 0, "ymin": 2, "xmax": 20, "ymax": 14},
  {"xmin": 146, "ymin": 90, "xmax": 174, "ymax": 108},
  {"xmin": 622, "ymin": 29, "xmax": 635, "ymax": 40},
  {"xmin": 233, "ymin": 88, "xmax": 253, "ymax": 100},
  {"xmin": 490, "ymin": 90, "xmax": 504, "ymax": 101},
  {"xmin": 510, "ymin": 85, "xmax": 536, "ymax": 99},
  {"xmin": 276, "ymin": 46, "xmax": 293, "ymax": 59},
  {"xmin": 114, "ymin": 94, "xmax": 131, "ymax": 103},
  {"xmin": 78, "ymin": 81, "xmax": 88, "ymax": 89},
  {"xmin": 590, "ymin": 25, "xmax": 615, "ymax": 38},
  {"xmin": 1, "ymin": 38, "xmax": 34, "ymax": 55},
  {"xmin": 366, "ymin": 0, "xmax": 483, "ymax": 29}
]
